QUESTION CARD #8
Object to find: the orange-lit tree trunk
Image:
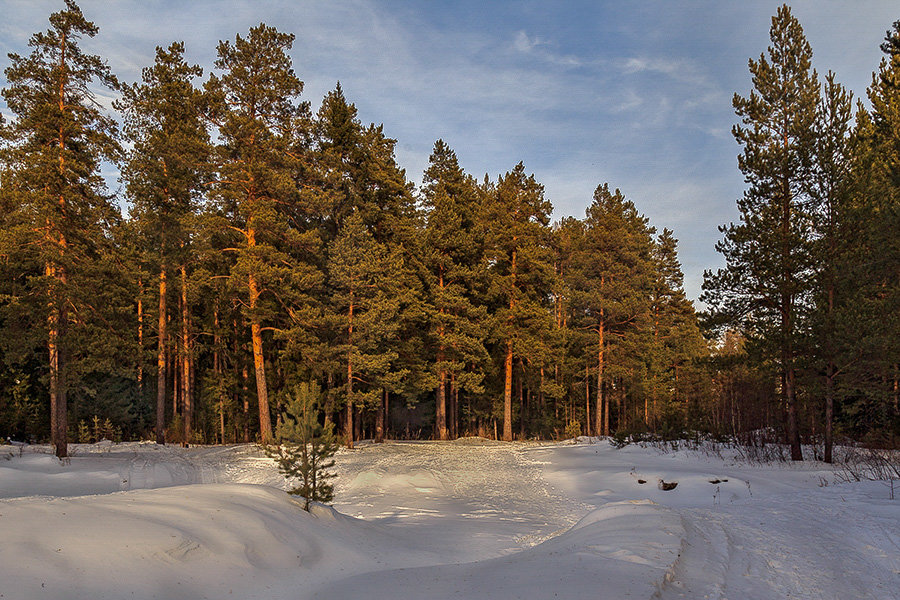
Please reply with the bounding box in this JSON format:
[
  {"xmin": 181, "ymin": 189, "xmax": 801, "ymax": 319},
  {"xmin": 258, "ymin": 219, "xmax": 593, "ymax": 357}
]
[
  {"xmin": 137, "ymin": 278, "xmax": 144, "ymax": 402},
  {"xmin": 181, "ymin": 264, "xmax": 192, "ymax": 445},
  {"xmin": 345, "ymin": 291, "xmax": 355, "ymax": 448},
  {"xmin": 503, "ymin": 247, "xmax": 517, "ymax": 442},
  {"xmin": 48, "ymin": 264, "xmax": 67, "ymax": 458},
  {"xmin": 49, "ymin": 28, "xmax": 70, "ymax": 459},
  {"xmin": 503, "ymin": 340, "xmax": 513, "ymax": 441},
  {"xmin": 597, "ymin": 314, "xmax": 606, "ymax": 437},
  {"xmin": 248, "ymin": 261, "xmax": 272, "ymax": 443},
  {"xmin": 156, "ymin": 268, "xmax": 167, "ymax": 443}
]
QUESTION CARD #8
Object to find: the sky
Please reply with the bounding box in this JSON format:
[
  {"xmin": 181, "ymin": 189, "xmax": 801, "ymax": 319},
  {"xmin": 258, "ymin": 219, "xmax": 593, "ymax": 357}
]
[{"xmin": 1, "ymin": 1, "xmax": 897, "ymax": 302}]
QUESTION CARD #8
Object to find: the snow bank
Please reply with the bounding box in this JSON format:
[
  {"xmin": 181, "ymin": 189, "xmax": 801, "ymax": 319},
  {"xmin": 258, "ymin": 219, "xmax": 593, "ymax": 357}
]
[
  {"xmin": 315, "ymin": 500, "xmax": 685, "ymax": 600},
  {"xmin": 0, "ymin": 483, "xmax": 439, "ymax": 600}
]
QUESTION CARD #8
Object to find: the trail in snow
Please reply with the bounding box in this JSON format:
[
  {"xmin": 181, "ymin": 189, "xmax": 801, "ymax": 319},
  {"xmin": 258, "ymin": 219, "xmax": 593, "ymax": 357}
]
[
  {"xmin": 329, "ymin": 439, "xmax": 593, "ymax": 559},
  {"xmin": 533, "ymin": 441, "xmax": 900, "ymax": 600},
  {"xmin": 658, "ymin": 488, "xmax": 900, "ymax": 600}
]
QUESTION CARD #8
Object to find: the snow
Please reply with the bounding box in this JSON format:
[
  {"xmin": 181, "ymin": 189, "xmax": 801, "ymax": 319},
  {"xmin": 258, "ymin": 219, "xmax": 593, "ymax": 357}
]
[{"xmin": 1, "ymin": 438, "xmax": 898, "ymax": 599}]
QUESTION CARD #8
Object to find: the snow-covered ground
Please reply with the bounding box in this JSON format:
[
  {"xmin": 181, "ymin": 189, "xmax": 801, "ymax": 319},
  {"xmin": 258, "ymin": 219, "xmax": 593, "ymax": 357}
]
[{"xmin": 0, "ymin": 438, "xmax": 898, "ymax": 599}]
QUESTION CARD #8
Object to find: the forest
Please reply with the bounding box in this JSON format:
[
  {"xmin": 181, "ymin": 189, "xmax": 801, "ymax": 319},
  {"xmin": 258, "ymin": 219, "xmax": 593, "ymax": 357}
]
[{"xmin": 0, "ymin": 1, "xmax": 898, "ymax": 462}]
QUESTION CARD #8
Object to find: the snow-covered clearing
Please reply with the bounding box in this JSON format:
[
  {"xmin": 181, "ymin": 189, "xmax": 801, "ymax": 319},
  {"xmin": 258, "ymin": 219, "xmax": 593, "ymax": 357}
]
[{"xmin": 1, "ymin": 438, "xmax": 898, "ymax": 599}]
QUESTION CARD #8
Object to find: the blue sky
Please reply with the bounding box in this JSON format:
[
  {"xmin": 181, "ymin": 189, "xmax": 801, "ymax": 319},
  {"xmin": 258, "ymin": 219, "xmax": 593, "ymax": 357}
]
[{"xmin": 2, "ymin": 1, "xmax": 897, "ymax": 301}]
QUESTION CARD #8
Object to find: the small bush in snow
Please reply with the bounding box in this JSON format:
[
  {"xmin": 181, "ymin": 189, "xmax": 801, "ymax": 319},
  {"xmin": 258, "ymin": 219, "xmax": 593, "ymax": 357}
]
[{"xmin": 564, "ymin": 421, "xmax": 582, "ymax": 442}]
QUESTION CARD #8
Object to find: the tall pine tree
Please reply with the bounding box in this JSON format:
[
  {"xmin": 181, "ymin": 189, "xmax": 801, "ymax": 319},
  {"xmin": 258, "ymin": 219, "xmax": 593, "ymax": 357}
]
[
  {"xmin": 206, "ymin": 24, "xmax": 316, "ymax": 443},
  {"xmin": 0, "ymin": 0, "xmax": 121, "ymax": 457},
  {"xmin": 703, "ymin": 5, "xmax": 819, "ymax": 460},
  {"xmin": 421, "ymin": 140, "xmax": 489, "ymax": 440},
  {"xmin": 118, "ymin": 42, "xmax": 209, "ymax": 444},
  {"xmin": 482, "ymin": 163, "xmax": 554, "ymax": 441}
]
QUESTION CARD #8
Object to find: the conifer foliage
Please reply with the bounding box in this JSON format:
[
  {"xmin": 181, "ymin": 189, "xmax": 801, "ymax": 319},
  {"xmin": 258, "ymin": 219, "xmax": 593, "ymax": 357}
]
[{"xmin": 1, "ymin": 2, "xmax": 897, "ymax": 456}]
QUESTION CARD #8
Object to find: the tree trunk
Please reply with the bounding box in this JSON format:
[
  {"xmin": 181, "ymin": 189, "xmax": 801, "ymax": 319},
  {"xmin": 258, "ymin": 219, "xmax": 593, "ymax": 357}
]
[
  {"xmin": 518, "ymin": 360, "xmax": 525, "ymax": 439},
  {"xmin": 781, "ymin": 146, "xmax": 802, "ymax": 461},
  {"xmin": 597, "ymin": 319, "xmax": 606, "ymax": 437},
  {"xmin": 241, "ymin": 361, "xmax": 250, "ymax": 443},
  {"xmin": 375, "ymin": 388, "xmax": 385, "ymax": 443},
  {"xmin": 603, "ymin": 379, "xmax": 610, "ymax": 437},
  {"xmin": 345, "ymin": 292, "xmax": 355, "ymax": 448},
  {"xmin": 137, "ymin": 279, "xmax": 144, "ymax": 403},
  {"xmin": 585, "ymin": 365, "xmax": 590, "ymax": 436},
  {"xmin": 181, "ymin": 264, "xmax": 192, "ymax": 445},
  {"xmin": 48, "ymin": 272, "xmax": 67, "ymax": 458},
  {"xmin": 49, "ymin": 32, "xmax": 69, "ymax": 460},
  {"xmin": 503, "ymin": 247, "xmax": 516, "ymax": 442},
  {"xmin": 436, "ymin": 369, "xmax": 448, "ymax": 440},
  {"xmin": 248, "ymin": 269, "xmax": 272, "ymax": 444},
  {"xmin": 171, "ymin": 325, "xmax": 178, "ymax": 418},
  {"xmin": 214, "ymin": 305, "xmax": 224, "ymax": 445},
  {"xmin": 503, "ymin": 339, "xmax": 513, "ymax": 441},
  {"xmin": 384, "ymin": 387, "xmax": 390, "ymax": 440},
  {"xmin": 436, "ymin": 267, "xmax": 449, "ymax": 441},
  {"xmin": 824, "ymin": 361, "xmax": 834, "ymax": 464},
  {"xmin": 450, "ymin": 373, "xmax": 458, "ymax": 440},
  {"xmin": 783, "ymin": 316, "xmax": 802, "ymax": 461},
  {"xmin": 156, "ymin": 268, "xmax": 167, "ymax": 444}
]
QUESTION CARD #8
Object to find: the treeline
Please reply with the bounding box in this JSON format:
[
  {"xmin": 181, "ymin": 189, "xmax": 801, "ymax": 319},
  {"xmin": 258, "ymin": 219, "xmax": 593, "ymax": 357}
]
[
  {"xmin": 0, "ymin": 1, "xmax": 711, "ymax": 456},
  {"xmin": 703, "ymin": 7, "xmax": 900, "ymax": 461},
  {"xmin": 0, "ymin": 3, "xmax": 897, "ymax": 460}
]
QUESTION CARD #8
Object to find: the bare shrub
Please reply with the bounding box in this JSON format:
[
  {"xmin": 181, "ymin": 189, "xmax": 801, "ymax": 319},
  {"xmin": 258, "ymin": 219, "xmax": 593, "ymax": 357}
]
[
  {"xmin": 835, "ymin": 446, "xmax": 900, "ymax": 499},
  {"xmin": 731, "ymin": 429, "xmax": 790, "ymax": 463}
]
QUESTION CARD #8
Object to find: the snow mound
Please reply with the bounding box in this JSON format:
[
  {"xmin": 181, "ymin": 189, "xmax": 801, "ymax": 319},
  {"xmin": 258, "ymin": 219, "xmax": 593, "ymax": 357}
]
[
  {"xmin": 0, "ymin": 483, "xmax": 437, "ymax": 600},
  {"xmin": 315, "ymin": 500, "xmax": 686, "ymax": 600}
]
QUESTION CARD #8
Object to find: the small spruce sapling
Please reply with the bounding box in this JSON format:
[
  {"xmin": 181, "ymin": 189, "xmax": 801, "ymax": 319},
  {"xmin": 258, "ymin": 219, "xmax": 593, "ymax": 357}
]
[{"xmin": 265, "ymin": 382, "xmax": 338, "ymax": 511}]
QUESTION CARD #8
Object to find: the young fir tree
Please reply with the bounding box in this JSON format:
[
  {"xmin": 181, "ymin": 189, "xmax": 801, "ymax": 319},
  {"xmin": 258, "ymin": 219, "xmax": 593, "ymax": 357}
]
[
  {"xmin": 118, "ymin": 42, "xmax": 209, "ymax": 444},
  {"xmin": 481, "ymin": 163, "xmax": 555, "ymax": 441},
  {"xmin": 0, "ymin": 0, "xmax": 121, "ymax": 457},
  {"xmin": 570, "ymin": 184, "xmax": 654, "ymax": 436},
  {"xmin": 703, "ymin": 5, "xmax": 820, "ymax": 460},
  {"xmin": 265, "ymin": 381, "xmax": 337, "ymax": 511},
  {"xmin": 421, "ymin": 140, "xmax": 489, "ymax": 440},
  {"xmin": 205, "ymin": 24, "xmax": 319, "ymax": 443}
]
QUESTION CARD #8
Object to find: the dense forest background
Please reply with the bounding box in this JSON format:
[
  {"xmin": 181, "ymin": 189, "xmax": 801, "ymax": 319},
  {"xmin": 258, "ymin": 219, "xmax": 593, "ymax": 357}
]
[{"xmin": 0, "ymin": 2, "xmax": 897, "ymax": 460}]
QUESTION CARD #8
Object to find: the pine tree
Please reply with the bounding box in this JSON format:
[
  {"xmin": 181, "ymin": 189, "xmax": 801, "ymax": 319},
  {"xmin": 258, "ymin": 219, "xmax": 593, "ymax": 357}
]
[
  {"xmin": 265, "ymin": 381, "xmax": 337, "ymax": 511},
  {"xmin": 481, "ymin": 163, "xmax": 554, "ymax": 440},
  {"xmin": 205, "ymin": 24, "xmax": 318, "ymax": 443},
  {"xmin": 314, "ymin": 85, "xmax": 420, "ymax": 440},
  {"xmin": 648, "ymin": 229, "xmax": 705, "ymax": 429},
  {"xmin": 842, "ymin": 21, "xmax": 900, "ymax": 438},
  {"xmin": 326, "ymin": 212, "xmax": 404, "ymax": 447},
  {"xmin": 421, "ymin": 140, "xmax": 489, "ymax": 440},
  {"xmin": 703, "ymin": 5, "xmax": 820, "ymax": 460},
  {"xmin": 807, "ymin": 73, "xmax": 854, "ymax": 463},
  {"xmin": 118, "ymin": 42, "xmax": 209, "ymax": 444},
  {"xmin": 551, "ymin": 217, "xmax": 586, "ymax": 435},
  {"xmin": 570, "ymin": 184, "xmax": 654, "ymax": 436},
  {"xmin": 0, "ymin": 0, "xmax": 121, "ymax": 457}
]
